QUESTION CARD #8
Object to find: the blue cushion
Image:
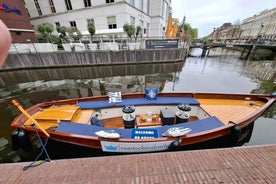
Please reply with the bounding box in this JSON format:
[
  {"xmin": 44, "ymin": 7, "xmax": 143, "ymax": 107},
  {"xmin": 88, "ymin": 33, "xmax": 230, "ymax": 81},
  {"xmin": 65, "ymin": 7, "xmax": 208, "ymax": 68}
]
[
  {"xmin": 77, "ymin": 97, "xmax": 200, "ymax": 109},
  {"xmin": 55, "ymin": 117, "xmax": 223, "ymax": 139},
  {"xmin": 77, "ymin": 100, "xmax": 114, "ymax": 109},
  {"xmin": 145, "ymin": 88, "xmax": 158, "ymax": 100},
  {"xmin": 56, "ymin": 122, "xmax": 132, "ymax": 138},
  {"xmin": 157, "ymin": 116, "xmax": 224, "ymax": 135}
]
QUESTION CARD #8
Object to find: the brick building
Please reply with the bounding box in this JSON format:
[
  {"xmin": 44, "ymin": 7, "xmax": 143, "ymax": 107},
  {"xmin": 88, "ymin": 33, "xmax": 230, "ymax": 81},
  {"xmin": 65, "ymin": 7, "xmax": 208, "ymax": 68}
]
[{"xmin": 0, "ymin": 0, "xmax": 37, "ymax": 43}]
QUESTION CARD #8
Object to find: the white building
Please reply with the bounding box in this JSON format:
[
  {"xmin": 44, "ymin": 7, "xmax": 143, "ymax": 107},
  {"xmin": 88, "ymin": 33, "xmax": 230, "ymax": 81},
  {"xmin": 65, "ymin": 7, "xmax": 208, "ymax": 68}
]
[
  {"xmin": 240, "ymin": 8, "xmax": 276, "ymax": 40},
  {"xmin": 24, "ymin": 0, "xmax": 172, "ymax": 40}
]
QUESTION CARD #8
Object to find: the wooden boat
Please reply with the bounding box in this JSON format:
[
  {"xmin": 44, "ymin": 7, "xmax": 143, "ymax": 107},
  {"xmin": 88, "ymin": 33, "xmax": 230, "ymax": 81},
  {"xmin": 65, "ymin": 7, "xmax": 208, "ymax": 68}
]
[{"xmin": 10, "ymin": 92, "xmax": 276, "ymax": 153}]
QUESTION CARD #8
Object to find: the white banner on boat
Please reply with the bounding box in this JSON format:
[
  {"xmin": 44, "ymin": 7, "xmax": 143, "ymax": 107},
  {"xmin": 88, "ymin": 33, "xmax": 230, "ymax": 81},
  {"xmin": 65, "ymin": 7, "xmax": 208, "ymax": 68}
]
[{"xmin": 100, "ymin": 140, "xmax": 175, "ymax": 153}]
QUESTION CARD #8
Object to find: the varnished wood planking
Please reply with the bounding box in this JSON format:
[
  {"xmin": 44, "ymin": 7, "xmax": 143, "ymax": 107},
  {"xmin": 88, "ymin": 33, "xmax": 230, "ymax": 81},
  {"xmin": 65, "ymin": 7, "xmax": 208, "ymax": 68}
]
[
  {"xmin": 71, "ymin": 109, "xmax": 94, "ymax": 124},
  {"xmin": 200, "ymin": 105, "xmax": 259, "ymax": 124},
  {"xmin": 198, "ymin": 99, "xmax": 264, "ymax": 124},
  {"xmin": 103, "ymin": 116, "xmax": 124, "ymax": 128}
]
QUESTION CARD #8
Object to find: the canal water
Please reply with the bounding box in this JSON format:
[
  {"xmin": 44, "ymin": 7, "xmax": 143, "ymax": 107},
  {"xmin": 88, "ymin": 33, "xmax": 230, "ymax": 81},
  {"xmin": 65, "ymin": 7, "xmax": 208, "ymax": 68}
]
[{"xmin": 0, "ymin": 48, "xmax": 275, "ymax": 163}]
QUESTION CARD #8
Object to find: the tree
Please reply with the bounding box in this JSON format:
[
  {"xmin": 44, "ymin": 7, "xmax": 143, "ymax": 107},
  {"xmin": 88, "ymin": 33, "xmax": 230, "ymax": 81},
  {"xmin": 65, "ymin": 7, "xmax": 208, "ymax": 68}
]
[
  {"xmin": 56, "ymin": 26, "xmax": 83, "ymax": 50},
  {"xmin": 35, "ymin": 23, "xmax": 54, "ymax": 43},
  {"xmin": 176, "ymin": 22, "xmax": 198, "ymax": 41},
  {"xmin": 184, "ymin": 23, "xmax": 198, "ymax": 39},
  {"xmin": 123, "ymin": 23, "xmax": 135, "ymax": 40},
  {"xmin": 56, "ymin": 26, "xmax": 68, "ymax": 43},
  {"xmin": 88, "ymin": 22, "xmax": 95, "ymax": 43},
  {"xmin": 123, "ymin": 24, "xmax": 142, "ymax": 42},
  {"xmin": 134, "ymin": 26, "xmax": 142, "ymax": 42},
  {"xmin": 66, "ymin": 27, "xmax": 82, "ymax": 42}
]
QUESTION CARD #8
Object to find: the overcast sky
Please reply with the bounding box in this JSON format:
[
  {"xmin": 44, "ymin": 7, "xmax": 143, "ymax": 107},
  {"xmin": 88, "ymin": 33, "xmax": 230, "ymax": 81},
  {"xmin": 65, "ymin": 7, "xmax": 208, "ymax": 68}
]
[{"xmin": 171, "ymin": 0, "xmax": 276, "ymax": 38}]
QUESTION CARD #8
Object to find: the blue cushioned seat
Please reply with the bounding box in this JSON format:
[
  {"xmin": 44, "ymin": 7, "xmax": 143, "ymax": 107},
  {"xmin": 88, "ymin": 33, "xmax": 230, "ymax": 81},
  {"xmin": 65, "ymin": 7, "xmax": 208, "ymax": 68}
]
[
  {"xmin": 77, "ymin": 97, "xmax": 200, "ymax": 109},
  {"xmin": 55, "ymin": 117, "xmax": 224, "ymax": 139},
  {"xmin": 157, "ymin": 116, "xmax": 224, "ymax": 135},
  {"xmin": 56, "ymin": 122, "xmax": 132, "ymax": 138}
]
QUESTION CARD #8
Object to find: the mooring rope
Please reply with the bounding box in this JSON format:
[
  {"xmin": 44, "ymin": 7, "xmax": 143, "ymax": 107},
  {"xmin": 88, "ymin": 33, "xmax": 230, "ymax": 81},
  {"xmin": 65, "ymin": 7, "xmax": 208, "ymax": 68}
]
[{"xmin": 23, "ymin": 124, "xmax": 51, "ymax": 171}]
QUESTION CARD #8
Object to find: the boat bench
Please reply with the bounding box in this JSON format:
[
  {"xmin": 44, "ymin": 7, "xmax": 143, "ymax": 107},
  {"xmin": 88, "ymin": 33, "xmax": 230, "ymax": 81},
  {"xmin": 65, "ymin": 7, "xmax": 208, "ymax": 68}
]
[
  {"xmin": 56, "ymin": 116, "xmax": 224, "ymax": 138},
  {"xmin": 77, "ymin": 97, "xmax": 200, "ymax": 110}
]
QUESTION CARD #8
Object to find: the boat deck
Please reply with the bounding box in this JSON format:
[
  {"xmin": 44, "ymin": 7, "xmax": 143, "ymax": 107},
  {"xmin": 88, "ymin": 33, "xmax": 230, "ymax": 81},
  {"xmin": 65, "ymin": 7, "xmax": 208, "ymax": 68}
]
[
  {"xmin": 198, "ymin": 99, "xmax": 265, "ymax": 124},
  {"xmin": 1, "ymin": 145, "xmax": 275, "ymax": 183},
  {"xmin": 18, "ymin": 98, "xmax": 267, "ymax": 131},
  {"xmin": 103, "ymin": 116, "xmax": 199, "ymax": 129}
]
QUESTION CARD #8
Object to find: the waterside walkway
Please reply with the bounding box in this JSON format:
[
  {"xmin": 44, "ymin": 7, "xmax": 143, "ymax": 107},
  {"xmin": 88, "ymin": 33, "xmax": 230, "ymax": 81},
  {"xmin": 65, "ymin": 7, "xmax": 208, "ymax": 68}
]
[{"xmin": 0, "ymin": 145, "xmax": 275, "ymax": 184}]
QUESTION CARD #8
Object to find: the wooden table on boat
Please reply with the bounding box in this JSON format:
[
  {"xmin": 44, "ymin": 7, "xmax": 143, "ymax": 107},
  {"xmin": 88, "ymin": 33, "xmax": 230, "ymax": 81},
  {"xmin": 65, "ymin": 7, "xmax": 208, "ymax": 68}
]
[{"xmin": 136, "ymin": 115, "xmax": 163, "ymax": 128}]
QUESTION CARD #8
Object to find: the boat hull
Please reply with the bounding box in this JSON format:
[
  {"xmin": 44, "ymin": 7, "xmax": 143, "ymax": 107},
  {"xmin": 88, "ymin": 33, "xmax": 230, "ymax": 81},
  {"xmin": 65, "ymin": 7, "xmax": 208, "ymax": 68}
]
[
  {"xmin": 27, "ymin": 121, "xmax": 254, "ymax": 158},
  {"xmin": 22, "ymin": 119, "xmax": 255, "ymax": 154},
  {"xmin": 10, "ymin": 92, "xmax": 275, "ymax": 154}
]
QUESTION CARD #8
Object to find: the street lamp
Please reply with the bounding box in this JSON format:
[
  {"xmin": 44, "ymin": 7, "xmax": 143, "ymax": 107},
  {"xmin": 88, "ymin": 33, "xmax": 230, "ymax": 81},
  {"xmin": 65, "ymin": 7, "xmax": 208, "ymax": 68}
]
[
  {"xmin": 212, "ymin": 28, "xmax": 216, "ymax": 40},
  {"xmin": 257, "ymin": 24, "xmax": 264, "ymax": 44}
]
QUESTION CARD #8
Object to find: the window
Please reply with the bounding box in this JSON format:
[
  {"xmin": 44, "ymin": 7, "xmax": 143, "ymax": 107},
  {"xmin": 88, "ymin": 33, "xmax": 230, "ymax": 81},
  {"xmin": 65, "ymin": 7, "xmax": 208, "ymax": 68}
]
[
  {"xmin": 140, "ymin": 20, "xmax": 144, "ymax": 27},
  {"xmin": 146, "ymin": 23, "xmax": 149, "ymax": 36},
  {"xmin": 65, "ymin": 0, "xmax": 73, "ymax": 10},
  {"xmin": 146, "ymin": 0, "xmax": 150, "ymax": 14},
  {"xmin": 55, "ymin": 22, "xmax": 60, "ymax": 27},
  {"xmin": 84, "ymin": 0, "xmax": 92, "ymax": 7},
  {"xmin": 49, "ymin": 0, "xmax": 56, "ymax": 13},
  {"xmin": 26, "ymin": 8, "xmax": 30, "ymax": 17},
  {"xmin": 130, "ymin": 16, "xmax": 135, "ymax": 26},
  {"xmin": 130, "ymin": 0, "xmax": 134, "ymax": 6},
  {"xmin": 163, "ymin": 1, "xmax": 168, "ymax": 19},
  {"xmin": 107, "ymin": 16, "xmax": 117, "ymax": 29},
  {"xmin": 34, "ymin": 0, "xmax": 42, "ymax": 16},
  {"xmin": 106, "ymin": 0, "xmax": 114, "ymax": 4},
  {"xmin": 139, "ymin": 0, "xmax": 143, "ymax": 10},
  {"xmin": 87, "ymin": 19, "xmax": 95, "ymax": 25},
  {"xmin": 70, "ymin": 21, "xmax": 77, "ymax": 27}
]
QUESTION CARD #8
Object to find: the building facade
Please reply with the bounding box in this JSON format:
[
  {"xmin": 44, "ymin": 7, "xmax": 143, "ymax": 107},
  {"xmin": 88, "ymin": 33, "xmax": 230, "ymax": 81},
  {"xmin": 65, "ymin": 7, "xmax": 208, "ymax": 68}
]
[
  {"xmin": 24, "ymin": 0, "xmax": 172, "ymax": 41},
  {"xmin": 209, "ymin": 7, "xmax": 276, "ymax": 43},
  {"xmin": 0, "ymin": 0, "xmax": 37, "ymax": 43},
  {"xmin": 240, "ymin": 7, "xmax": 276, "ymax": 40},
  {"xmin": 212, "ymin": 23, "xmax": 241, "ymax": 41}
]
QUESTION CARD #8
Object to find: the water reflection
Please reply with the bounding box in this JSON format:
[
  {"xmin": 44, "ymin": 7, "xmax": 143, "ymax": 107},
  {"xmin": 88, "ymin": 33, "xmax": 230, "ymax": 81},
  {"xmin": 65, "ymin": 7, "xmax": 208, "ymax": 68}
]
[
  {"xmin": 0, "ymin": 62, "xmax": 183, "ymax": 99},
  {"xmin": 0, "ymin": 49, "xmax": 275, "ymax": 163}
]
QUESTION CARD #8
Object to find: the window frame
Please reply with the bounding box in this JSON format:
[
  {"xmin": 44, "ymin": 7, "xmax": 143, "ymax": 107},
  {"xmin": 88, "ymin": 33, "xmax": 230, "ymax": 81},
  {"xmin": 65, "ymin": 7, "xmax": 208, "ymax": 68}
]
[
  {"xmin": 84, "ymin": 0, "xmax": 92, "ymax": 7},
  {"xmin": 55, "ymin": 22, "xmax": 60, "ymax": 27},
  {"xmin": 49, "ymin": 0, "xmax": 56, "ymax": 13},
  {"xmin": 34, "ymin": 0, "xmax": 42, "ymax": 16},
  {"xmin": 107, "ymin": 16, "xmax": 117, "ymax": 29},
  {"xmin": 106, "ymin": 0, "xmax": 115, "ymax": 4},
  {"xmin": 70, "ymin": 21, "xmax": 77, "ymax": 27},
  {"xmin": 65, "ymin": 0, "xmax": 73, "ymax": 11}
]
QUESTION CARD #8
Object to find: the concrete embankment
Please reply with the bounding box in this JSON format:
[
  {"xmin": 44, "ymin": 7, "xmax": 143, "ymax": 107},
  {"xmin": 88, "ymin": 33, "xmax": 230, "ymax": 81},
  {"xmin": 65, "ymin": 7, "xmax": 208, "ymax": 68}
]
[{"xmin": 3, "ymin": 49, "xmax": 187, "ymax": 70}]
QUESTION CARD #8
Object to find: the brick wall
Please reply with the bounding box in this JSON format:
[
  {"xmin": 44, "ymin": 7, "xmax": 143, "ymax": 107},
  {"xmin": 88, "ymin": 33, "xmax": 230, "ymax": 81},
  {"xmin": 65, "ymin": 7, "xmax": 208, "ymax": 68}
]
[{"xmin": 0, "ymin": 0, "xmax": 38, "ymax": 43}]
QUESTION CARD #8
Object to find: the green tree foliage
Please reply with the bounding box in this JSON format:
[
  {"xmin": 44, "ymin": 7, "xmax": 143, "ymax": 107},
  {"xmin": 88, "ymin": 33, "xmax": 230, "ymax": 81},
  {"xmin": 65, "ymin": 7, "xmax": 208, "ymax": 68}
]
[
  {"xmin": 35, "ymin": 23, "xmax": 54, "ymax": 43},
  {"xmin": 56, "ymin": 26, "xmax": 82, "ymax": 43},
  {"xmin": 66, "ymin": 27, "xmax": 82, "ymax": 42},
  {"xmin": 87, "ymin": 22, "xmax": 95, "ymax": 43},
  {"xmin": 134, "ymin": 26, "xmax": 142, "ymax": 42},
  {"xmin": 123, "ymin": 24, "xmax": 142, "ymax": 42},
  {"xmin": 185, "ymin": 23, "xmax": 198, "ymax": 39},
  {"xmin": 123, "ymin": 23, "xmax": 135, "ymax": 40},
  {"xmin": 177, "ymin": 23, "xmax": 198, "ymax": 39},
  {"xmin": 56, "ymin": 26, "xmax": 68, "ymax": 43}
]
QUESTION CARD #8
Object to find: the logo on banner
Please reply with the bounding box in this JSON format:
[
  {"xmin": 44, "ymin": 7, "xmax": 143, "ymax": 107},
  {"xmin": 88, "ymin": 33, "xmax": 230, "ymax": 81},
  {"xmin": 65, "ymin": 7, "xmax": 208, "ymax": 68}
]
[{"xmin": 0, "ymin": 4, "xmax": 22, "ymax": 15}]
